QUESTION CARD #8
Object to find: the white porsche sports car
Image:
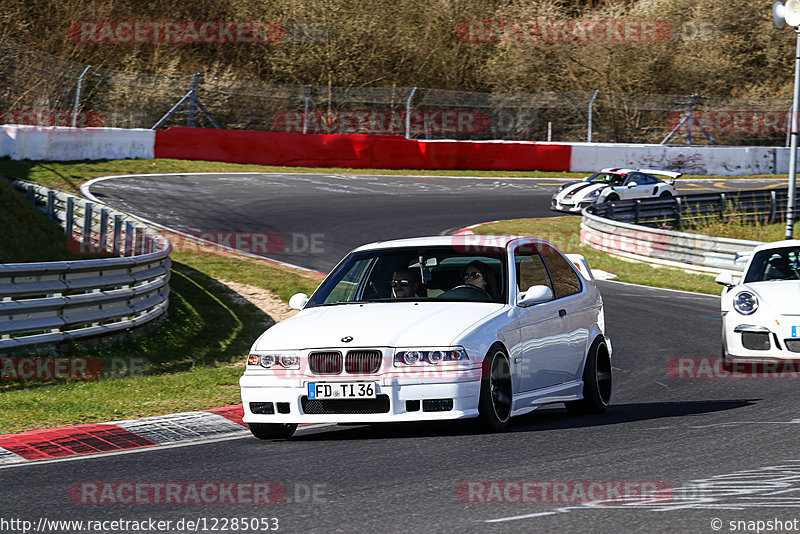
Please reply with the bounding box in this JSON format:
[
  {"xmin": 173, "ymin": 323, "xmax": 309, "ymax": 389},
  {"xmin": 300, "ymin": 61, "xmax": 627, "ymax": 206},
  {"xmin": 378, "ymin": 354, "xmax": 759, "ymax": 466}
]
[
  {"xmin": 240, "ymin": 235, "xmax": 612, "ymax": 439},
  {"xmin": 551, "ymin": 168, "xmax": 682, "ymax": 213},
  {"xmin": 716, "ymin": 240, "xmax": 800, "ymax": 363}
]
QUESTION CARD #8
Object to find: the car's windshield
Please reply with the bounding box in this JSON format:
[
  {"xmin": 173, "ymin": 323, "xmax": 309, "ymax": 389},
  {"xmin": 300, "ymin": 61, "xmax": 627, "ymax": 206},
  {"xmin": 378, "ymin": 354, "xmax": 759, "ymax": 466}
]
[
  {"xmin": 586, "ymin": 172, "xmax": 624, "ymax": 186},
  {"xmin": 306, "ymin": 246, "xmax": 508, "ymax": 307},
  {"xmin": 744, "ymin": 246, "xmax": 800, "ymax": 282}
]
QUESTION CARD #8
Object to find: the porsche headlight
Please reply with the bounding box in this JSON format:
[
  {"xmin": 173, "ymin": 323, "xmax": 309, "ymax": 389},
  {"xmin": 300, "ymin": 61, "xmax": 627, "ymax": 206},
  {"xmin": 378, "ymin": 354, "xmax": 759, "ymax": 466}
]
[
  {"xmin": 557, "ymin": 184, "xmax": 569, "ymax": 192},
  {"xmin": 733, "ymin": 291, "xmax": 758, "ymax": 315},
  {"xmin": 586, "ymin": 188, "xmax": 602, "ymax": 198},
  {"xmin": 394, "ymin": 348, "xmax": 469, "ymax": 366}
]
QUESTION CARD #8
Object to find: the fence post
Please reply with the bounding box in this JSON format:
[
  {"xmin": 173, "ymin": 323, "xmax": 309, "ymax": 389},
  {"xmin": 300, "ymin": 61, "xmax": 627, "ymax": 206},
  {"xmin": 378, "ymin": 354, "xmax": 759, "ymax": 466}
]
[
  {"xmin": 124, "ymin": 221, "xmax": 134, "ymax": 256},
  {"xmin": 26, "ymin": 185, "xmax": 35, "ymax": 204},
  {"xmin": 634, "ymin": 200, "xmax": 641, "ymax": 224},
  {"xmin": 72, "ymin": 65, "xmax": 91, "ymax": 128},
  {"xmin": 587, "ymin": 90, "xmax": 599, "ymax": 142},
  {"xmin": 405, "ymin": 87, "xmax": 417, "ymax": 140},
  {"xmin": 674, "ymin": 197, "xmax": 682, "ymax": 228},
  {"xmin": 719, "ymin": 193, "xmax": 726, "ymax": 222},
  {"xmin": 65, "ymin": 197, "xmax": 74, "ymax": 236},
  {"xmin": 99, "ymin": 208, "xmax": 109, "ymax": 252},
  {"xmin": 113, "ymin": 215, "xmax": 123, "ymax": 256},
  {"xmin": 187, "ymin": 72, "xmax": 202, "ymax": 127},
  {"xmin": 82, "ymin": 202, "xmax": 94, "ymax": 250},
  {"xmin": 303, "ymin": 84, "xmax": 312, "ymax": 134},
  {"xmin": 47, "ymin": 191, "xmax": 55, "ymax": 220}
]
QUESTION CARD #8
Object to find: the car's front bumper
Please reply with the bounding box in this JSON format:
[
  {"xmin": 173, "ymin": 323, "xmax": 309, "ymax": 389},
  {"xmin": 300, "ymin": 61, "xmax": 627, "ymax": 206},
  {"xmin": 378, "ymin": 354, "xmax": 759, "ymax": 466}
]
[
  {"xmin": 240, "ymin": 370, "xmax": 482, "ymax": 424},
  {"xmin": 723, "ymin": 319, "xmax": 800, "ymax": 362},
  {"xmin": 550, "ymin": 198, "xmax": 590, "ymax": 213}
]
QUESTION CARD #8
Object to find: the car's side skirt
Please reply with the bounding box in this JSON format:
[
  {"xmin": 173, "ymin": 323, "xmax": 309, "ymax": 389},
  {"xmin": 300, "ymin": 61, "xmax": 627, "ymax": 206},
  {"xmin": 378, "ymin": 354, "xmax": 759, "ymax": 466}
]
[{"xmin": 510, "ymin": 380, "xmax": 583, "ymax": 417}]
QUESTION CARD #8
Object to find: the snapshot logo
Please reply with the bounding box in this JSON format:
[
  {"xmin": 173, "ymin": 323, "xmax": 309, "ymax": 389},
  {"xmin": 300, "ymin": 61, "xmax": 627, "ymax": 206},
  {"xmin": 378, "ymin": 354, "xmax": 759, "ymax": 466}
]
[
  {"xmin": 667, "ymin": 357, "xmax": 800, "ymax": 379},
  {"xmin": 69, "ymin": 482, "xmax": 288, "ymax": 505},
  {"xmin": 456, "ymin": 481, "xmax": 673, "ymax": 504},
  {"xmin": 0, "ymin": 110, "xmax": 103, "ymax": 128},
  {"xmin": 68, "ymin": 21, "xmax": 286, "ymax": 44},
  {"xmin": 273, "ymin": 110, "xmax": 491, "ymax": 135},
  {"xmin": 456, "ymin": 20, "xmax": 674, "ymax": 44},
  {"xmin": 666, "ymin": 111, "xmax": 789, "ymax": 135}
]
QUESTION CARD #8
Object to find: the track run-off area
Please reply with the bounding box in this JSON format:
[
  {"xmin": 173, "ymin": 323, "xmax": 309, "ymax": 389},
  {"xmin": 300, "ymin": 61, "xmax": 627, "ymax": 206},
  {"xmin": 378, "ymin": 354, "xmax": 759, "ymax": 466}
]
[{"xmin": 1, "ymin": 173, "xmax": 797, "ymax": 533}]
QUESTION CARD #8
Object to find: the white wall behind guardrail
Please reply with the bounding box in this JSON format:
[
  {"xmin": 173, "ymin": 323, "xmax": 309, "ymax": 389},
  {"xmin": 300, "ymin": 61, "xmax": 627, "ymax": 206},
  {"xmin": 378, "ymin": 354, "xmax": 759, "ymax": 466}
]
[
  {"xmin": 0, "ymin": 125, "xmax": 155, "ymax": 161},
  {"xmin": 569, "ymin": 143, "xmax": 788, "ymax": 176}
]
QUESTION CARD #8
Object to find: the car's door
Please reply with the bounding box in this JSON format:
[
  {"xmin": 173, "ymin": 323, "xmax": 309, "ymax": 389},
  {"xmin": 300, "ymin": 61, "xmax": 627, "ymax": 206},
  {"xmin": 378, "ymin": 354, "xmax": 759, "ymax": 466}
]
[
  {"xmin": 621, "ymin": 172, "xmax": 655, "ymax": 199},
  {"xmin": 512, "ymin": 244, "xmax": 577, "ymax": 392},
  {"xmin": 538, "ymin": 245, "xmax": 591, "ymax": 381}
]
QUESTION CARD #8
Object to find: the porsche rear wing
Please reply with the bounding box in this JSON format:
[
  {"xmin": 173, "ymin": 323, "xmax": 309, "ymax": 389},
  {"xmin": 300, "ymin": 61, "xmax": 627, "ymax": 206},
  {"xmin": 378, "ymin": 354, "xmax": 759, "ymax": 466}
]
[{"xmin": 638, "ymin": 169, "xmax": 683, "ymax": 185}]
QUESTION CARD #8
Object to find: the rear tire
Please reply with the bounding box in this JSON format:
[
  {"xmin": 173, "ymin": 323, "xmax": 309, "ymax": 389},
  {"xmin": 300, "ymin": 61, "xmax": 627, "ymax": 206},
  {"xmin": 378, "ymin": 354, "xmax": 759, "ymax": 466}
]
[
  {"xmin": 659, "ymin": 191, "xmax": 673, "ymax": 198},
  {"xmin": 477, "ymin": 346, "xmax": 513, "ymax": 432},
  {"xmin": 248, "ymin": 423, "xmax": 297, "ymax": 440},
  {"xmin": 566, "ymin": 339, "xmax": 611, "ymax": 414}
]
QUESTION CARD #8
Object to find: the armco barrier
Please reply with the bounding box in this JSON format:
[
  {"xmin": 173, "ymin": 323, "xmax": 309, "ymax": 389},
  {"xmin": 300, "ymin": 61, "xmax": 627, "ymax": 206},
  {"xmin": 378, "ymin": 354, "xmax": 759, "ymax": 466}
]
[
  {"xmin": 0, "ymin": 125, "xmax": 155, "ymax": 161},
  {"xmin": 1, "ymin": 179, "xmax": 171, "ymax": 353},
  {"xmin": 154, "ymin": 127, "xmax": 573, "ymax": 171},
  {"xmin": 578, "ymin": 191, "xmax": 783, "ymax": 273}
]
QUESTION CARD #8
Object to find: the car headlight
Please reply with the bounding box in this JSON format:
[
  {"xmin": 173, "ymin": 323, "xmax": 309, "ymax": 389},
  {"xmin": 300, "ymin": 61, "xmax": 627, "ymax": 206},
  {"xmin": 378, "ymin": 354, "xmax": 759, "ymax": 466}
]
[
  {"xmin": 557, "ymin": 184, "xmax": 568, "ymax": 192},
  {"xmin": 394, "ymin": 348, "xmax": 469, "ymax": 366},
  {"xmin": 733, "ymin": 291, "xmax": 758, "ymax": 315},
  {"xmin": 247, "ymin": 353, "xmax": 300, "ymax": 369},
  {"xmin": 586, "ymin": 188, "xmax": 602, "ymax": 198}
]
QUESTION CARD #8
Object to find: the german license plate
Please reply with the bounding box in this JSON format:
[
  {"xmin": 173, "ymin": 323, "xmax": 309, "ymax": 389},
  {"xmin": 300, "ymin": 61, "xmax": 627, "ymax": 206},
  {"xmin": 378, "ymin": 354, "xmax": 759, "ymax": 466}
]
[{"xmin": 308, "ymin": 382, "xmax": 376, "ymax": 400}]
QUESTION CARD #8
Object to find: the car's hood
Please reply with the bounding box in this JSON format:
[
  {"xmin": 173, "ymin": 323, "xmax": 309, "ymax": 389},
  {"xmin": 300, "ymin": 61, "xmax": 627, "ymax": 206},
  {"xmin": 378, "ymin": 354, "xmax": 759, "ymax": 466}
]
[
  {"xmin": 742, "ymin": 281, "xmax": 800, "ymax": 315},
  {"xmin": 558, "ymin": 182, "xmax": 605, "ymax": 201},
  {"xmin": 253, "ymin": 301, "xmax": 506, "ymax": 351}
]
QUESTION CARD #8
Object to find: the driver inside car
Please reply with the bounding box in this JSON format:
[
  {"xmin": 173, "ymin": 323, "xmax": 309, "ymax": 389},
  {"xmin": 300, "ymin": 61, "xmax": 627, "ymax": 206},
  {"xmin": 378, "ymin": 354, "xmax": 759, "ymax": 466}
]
[
  {"xmin": 391, "ymin": 269, "xmax": 420, "ymax": 298},
  {"xmin": 463, "ymin": 260, "xmax": 497, "ymax": 299}
]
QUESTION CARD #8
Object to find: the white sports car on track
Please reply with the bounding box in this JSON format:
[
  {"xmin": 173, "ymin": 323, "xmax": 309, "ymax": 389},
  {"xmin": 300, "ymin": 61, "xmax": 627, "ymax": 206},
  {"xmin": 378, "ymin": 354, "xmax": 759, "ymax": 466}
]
[
  {"xmin": 550, "ymin": 168, "xmax": 681, "ymax": 213},
  {"xmin": 240, "ymin": 235, "xmax": 612, "ymax": 439},
  {"xmin": 716, "ymin": 240, "xmax": 800, "ymax": 363}
]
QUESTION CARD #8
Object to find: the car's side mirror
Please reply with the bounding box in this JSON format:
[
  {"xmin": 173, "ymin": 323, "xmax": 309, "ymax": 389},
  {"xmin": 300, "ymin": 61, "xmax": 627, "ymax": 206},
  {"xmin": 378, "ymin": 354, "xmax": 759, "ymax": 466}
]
[
  {"xmin": 289, "ymin": 293, "xmax": 309, "ymax": 310},
  {"xmin": 627, "ymin": 182, "xmax": 638, "ymax": 188},
  {"xmin": 715, "ymin": 273, "xmax": 737, "ymax": 288},
  {"xmin": 517, "ymin": 285, "xmax": 553, "ymax": 307}
]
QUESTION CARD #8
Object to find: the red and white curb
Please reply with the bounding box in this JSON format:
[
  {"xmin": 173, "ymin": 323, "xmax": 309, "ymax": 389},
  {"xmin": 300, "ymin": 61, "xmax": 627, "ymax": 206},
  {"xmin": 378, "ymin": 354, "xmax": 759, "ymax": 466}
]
[{"xmin": 0, "ymin": 404, "xmax": 247, "ymax": 465}]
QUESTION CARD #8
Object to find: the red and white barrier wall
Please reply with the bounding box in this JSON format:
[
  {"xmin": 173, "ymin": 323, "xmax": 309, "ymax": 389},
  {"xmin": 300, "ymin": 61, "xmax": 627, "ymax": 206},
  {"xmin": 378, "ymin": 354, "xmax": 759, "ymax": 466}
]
[
  {"xmin": 1, "ymin": 125, "xmax": 154, "ymax": 161},
  {"xmin": 0, "ymin": 124, "xmax": 791, "ymax": 176}
]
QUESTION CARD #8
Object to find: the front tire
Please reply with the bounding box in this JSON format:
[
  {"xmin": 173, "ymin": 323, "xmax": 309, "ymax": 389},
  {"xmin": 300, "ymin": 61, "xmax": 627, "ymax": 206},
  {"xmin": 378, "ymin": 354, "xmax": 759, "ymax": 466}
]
[
  {"xmin": 606, "ymin": 193, "xmax": 619, "ymax": 202},
  {"xmin": 477, "ymin": 346, "xmax": 513, "ymax": 432},
  {"xmin": 248, "ymin": 423, "xmax": 297, "ymax": 440},
  {"xmin": 566, "ymin": 339, "xmax": 611, "ymax": 414}
]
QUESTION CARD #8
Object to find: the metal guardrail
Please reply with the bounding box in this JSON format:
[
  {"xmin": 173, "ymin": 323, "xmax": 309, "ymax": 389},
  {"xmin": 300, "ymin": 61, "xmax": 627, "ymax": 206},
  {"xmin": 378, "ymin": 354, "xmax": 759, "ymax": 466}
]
[
  {"xmin": 578, "ymin": 188, "xmax": 798, "ymax": 274},
  {"xmin": 586, "ymin": 188, "xmax": 794, "ymax": 229},
  {"xmin": 1, "ymin": 179, "xmax": 172, "ymax": 353}
]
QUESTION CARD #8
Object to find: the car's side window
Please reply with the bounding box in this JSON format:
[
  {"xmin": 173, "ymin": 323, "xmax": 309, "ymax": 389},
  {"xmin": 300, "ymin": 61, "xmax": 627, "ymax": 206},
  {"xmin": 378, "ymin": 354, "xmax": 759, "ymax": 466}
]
[
  {"xmin": 324, "ymin": 258, "xmax": 372, "ymax": 303},
  {"xmin": 514, "ymin": 246, "xmax": 554, "ymax": 299},
  {"xmin": 540, "ymin": 246, "xmax": 581, "ymax": 298}
]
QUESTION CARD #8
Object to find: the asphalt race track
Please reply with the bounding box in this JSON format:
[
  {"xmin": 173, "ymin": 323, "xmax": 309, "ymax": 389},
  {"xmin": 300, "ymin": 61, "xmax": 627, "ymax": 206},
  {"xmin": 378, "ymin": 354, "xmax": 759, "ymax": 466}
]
[{"xmin": 3, "ymin": 173, "xmax": 798, "ymax": 533}]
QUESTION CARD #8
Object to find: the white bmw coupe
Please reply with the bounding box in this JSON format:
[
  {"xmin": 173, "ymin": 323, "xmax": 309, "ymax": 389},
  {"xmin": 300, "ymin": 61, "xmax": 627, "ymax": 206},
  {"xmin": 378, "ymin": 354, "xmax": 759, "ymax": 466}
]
[
  {"xmin": 716, "ymin": 240, "xmax": 800, "ymax": 363},
  {"xmin": 240, "ymin": 235, "xmax": 612, "ymax": 439}
]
